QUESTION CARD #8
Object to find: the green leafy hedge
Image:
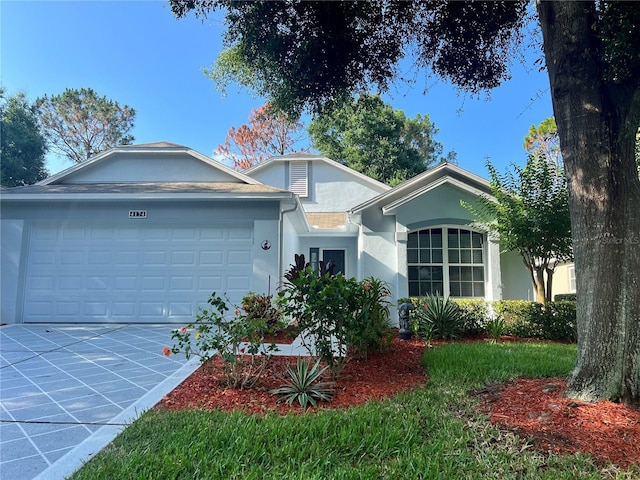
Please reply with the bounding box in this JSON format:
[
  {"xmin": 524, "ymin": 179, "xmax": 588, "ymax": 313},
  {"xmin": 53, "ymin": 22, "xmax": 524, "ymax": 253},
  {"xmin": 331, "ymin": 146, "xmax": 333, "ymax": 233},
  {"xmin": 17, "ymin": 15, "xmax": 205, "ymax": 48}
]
[{"xmin": 404, "ymin": 298, "xmax": 577, "ymax": 343}]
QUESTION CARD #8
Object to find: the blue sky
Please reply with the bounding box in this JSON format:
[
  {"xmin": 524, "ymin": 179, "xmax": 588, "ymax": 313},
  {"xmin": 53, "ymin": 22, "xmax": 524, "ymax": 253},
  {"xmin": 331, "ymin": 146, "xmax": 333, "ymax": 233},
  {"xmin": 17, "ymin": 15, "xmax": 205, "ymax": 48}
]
[{"xmin": 1, "ymin": 1, "xmax": 554, "ymax": 179}]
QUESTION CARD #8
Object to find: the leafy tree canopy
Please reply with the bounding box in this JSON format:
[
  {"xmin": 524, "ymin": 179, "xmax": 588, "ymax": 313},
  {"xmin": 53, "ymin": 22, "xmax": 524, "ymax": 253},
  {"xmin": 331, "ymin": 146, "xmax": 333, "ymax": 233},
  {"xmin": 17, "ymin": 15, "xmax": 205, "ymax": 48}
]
[
  {"xmin": 467, "ymin": 156, "xmax": 571, "ymax": 303},
  {"xmin": 172, "ymin": 1, "xmax": 528, "ymax": 117},
  {"xmin": 308, "ymin": 94, "xmax": 448, "ymax": 186},
  {"xmin": 36, "ymin": 87, "xmax": 136, "ymax": 164},
  {"xmin": 215, "ymin": 102, "xmax": 307, "ymax": 170},
  {"xmin": 0, "ymin": 88, "xmax": 48, "ymax": 187}
]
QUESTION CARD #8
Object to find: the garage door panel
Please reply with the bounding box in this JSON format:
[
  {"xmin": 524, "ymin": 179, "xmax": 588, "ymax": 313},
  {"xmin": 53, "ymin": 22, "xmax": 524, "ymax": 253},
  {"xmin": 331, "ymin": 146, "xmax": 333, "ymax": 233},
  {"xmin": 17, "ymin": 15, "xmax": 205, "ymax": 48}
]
[
  {"xmin": 57, "ymin": 302, "xmax": 80, "ymax": 315},
  {"xmin": 143, "ymin": 251, "xmax": 166, "ymax": 266},
  {"xmin": 171, "ymin": 251, "xmax": 196, "ymax": 266},
  {"xmin": 201, "ymin": 227, "xmax": 225, "ymax": 241},
  {"xmin": 113, "ymin": 303, "xmax": 135, "ymax": 316},
  {"xmin": 24, "ymin": 223, "xmax": 253, "ymax": 323}
]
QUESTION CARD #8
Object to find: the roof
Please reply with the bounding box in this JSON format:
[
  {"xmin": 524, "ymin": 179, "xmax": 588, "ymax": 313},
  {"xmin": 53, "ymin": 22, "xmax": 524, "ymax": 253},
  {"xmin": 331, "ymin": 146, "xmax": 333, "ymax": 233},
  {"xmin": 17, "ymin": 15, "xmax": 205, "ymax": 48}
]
[
  {"xmin": 244, "ymin": 152, "xmax": 391, "ymax": 192},
  {"xmin": 350, "ymin": 162, "xmax": 494, "ymax": 214},
  {"xmin": 0, "ymin": 182, "xmax": 292, "ymax": 201},
  {"xmin": 39, "ymin": 143, "xmax": 260, "ymax": 186}
]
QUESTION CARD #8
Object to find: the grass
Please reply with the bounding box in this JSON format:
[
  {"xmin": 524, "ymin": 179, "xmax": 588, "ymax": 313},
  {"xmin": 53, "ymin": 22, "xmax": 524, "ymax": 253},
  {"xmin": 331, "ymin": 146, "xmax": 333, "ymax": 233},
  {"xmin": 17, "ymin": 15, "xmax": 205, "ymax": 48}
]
[{"xmin": 69, "ymin": 341, "xmax": 639, "ymax": 479}]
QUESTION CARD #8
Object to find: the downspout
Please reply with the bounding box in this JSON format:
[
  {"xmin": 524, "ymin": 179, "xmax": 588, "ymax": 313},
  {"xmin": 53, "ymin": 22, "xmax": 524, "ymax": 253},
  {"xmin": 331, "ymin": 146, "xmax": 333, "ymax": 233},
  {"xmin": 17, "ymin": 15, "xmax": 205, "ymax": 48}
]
[
  {"xmin": 279, "ymin": 195, "xmax": 299, "ymax": 284},
  {"xmin": 347, "ymin": 211, "xmax": 364, "ymax": 280}
]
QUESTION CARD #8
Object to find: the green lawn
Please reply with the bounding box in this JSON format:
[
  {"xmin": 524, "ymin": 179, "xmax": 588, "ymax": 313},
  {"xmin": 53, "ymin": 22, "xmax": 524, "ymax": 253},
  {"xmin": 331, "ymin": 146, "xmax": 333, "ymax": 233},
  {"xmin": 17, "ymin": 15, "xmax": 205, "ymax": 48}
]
[{"xmin": 70, "ymin": 342, "xmax": 639, "ymax": 479}]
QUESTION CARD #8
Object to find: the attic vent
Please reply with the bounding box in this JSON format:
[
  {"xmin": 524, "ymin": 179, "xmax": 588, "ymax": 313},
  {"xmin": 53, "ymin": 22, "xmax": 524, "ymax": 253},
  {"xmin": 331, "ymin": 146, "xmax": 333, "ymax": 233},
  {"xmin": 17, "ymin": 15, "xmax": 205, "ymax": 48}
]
[{"xmin": 289, "ymin": 161, "xmax": 308, "ymax": 197}]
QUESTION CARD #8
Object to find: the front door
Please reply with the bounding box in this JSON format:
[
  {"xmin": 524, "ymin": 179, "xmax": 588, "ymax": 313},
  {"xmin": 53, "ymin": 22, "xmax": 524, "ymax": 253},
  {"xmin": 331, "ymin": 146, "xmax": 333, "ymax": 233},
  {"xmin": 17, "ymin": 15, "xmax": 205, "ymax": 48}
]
[{"xmin": 323, "ymin": 249, "xmax": 345, "ymax": 275}]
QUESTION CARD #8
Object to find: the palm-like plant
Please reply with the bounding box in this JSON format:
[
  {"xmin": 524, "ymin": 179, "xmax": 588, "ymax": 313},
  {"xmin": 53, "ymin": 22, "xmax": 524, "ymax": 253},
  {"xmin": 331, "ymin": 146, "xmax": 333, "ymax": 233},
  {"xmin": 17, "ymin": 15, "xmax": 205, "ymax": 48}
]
[
  {"xmin": 415, "ymin": 294, "xmax": 463, "ymax": 340},
  {"xmin": 270, "ymin": 358, "xmax": 335, "ymax": 408}
]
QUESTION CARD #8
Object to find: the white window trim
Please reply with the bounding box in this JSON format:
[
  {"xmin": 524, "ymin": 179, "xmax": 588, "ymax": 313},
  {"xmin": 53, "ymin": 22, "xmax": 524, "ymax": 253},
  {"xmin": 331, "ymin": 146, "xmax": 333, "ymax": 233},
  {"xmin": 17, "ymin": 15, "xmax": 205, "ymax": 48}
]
[
  {"xmin": 568, "ymin": 265, "xmax": 576, "ymax": 293},
  {"xmin": 407, "ymin": 225, "xmax": 487, "ymax": 298}
]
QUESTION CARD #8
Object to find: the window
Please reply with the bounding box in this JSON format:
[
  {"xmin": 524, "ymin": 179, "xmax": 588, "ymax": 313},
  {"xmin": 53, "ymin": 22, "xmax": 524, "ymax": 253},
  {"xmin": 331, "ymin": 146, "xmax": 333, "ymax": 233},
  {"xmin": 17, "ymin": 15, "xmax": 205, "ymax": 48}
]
[
  {"xmin": 309, "ymin": 248, "xmax": 345, "ymax": 275},
  {"xmin": 568, "ymin": 265, "xmax": 576, "ymax": 292},
  {"xmin": 289, "ymin": 161, "xmax": 308, "ymax": 197},
  {"xmin": 407, "ymin": 227, "xmax": 485, "ymax": 298}
]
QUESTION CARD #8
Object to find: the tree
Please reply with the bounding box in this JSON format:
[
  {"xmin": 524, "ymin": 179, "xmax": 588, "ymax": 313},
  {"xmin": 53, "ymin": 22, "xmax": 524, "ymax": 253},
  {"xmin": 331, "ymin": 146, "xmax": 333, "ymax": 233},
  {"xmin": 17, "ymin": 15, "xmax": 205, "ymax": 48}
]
[
  {"xmin": 0, "ymin": 89, "xmax": 48, "ymax": 187},
  {"xmin": 170, "ymin": 1, "xmax": 640, "ymax": 407},
  {"xmin": 215, "ymin": 102, "xmax": 306, "ymax": 170},
  {"xmin": 467, "ymin": 156, "xmax": 572, "ymax": 303},
  {"xmin": 308, "ymin": 94, "xmax": 445, "ymax": 186},
  {"xmin": 36, "ymin": 87, "xmax": 135, "ymax": 163},
  {"xmin": 524, "ymin": 117, "xmax": 561, "ymax": 168}
]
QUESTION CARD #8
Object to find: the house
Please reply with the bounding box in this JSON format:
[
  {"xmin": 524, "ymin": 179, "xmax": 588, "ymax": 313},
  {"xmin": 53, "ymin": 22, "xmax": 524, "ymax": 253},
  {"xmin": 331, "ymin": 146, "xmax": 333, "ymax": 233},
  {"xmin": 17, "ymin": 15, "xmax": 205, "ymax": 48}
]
[{"xmin": 1, "ymin": 143, "xmax": 534, "ymax": 325}]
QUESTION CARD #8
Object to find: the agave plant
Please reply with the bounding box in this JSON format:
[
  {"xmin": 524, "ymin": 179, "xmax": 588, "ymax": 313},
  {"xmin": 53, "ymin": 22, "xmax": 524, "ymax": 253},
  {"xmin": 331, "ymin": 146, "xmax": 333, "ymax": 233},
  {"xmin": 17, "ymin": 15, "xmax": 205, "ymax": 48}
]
[
  {"xmin": 415, "ymin": 293, "xmax": 463, "ymax": 340},
  {"xmin": 270, "ymin": 358, "xmax": 335, "ymax": 408}
]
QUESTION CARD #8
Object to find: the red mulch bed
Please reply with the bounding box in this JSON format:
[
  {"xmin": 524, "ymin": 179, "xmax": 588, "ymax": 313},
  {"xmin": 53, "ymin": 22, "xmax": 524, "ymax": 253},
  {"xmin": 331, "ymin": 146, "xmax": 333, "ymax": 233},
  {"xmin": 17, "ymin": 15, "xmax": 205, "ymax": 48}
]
[
  {"xmin": 159, "ymin": 336, "xmax": 427, "ymax": 415},
  {"xmin": 158, "ymin": 335, "xmax": 639, "ymax": 469},
  {"xmin": 475, "ymin": 377, "xmax": 640, "ymax": 469}
]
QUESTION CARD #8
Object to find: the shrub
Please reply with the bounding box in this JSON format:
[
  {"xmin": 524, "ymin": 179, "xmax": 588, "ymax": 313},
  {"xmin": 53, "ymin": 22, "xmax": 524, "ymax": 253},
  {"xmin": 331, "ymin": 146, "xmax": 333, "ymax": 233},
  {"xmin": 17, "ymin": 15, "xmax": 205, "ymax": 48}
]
[
  {"xmin": 348, "ymin": 277, "xmax": 394, "ymax": 359},
  {"xmin": 278, "ymin": 255, "xmax": 394, "ymax": 377},
  {"xmin": 241, "ymin": 291, "xmax": 281, "ymax": 328},
  {"xmin": 493, "ymin": 300, "xmax": 531, "ymax": 334},
  {"xmin": 528, "ymin": 301, "xmax": 577, "ymax": 342},
  {"xmin": 277, "ymin": 261, "xmax": 361, "ymax": 378},
  {"xmin": 554, "ymin": 293, "xmax": 576, "ymax": 302},
  {"xmin": 270, "ymin": 358, "xmax": 335, "ymax": 408},
  {"xmin": 413, "ymin": 294, "xmax": 464, "ymax": 340},
  {"xmin": 168, "ymin": 293, "xmax": 279, "ymax": 389},
  {"xmin": 453, "ymin": 299, "xmax": 490, "ymax": 335}
]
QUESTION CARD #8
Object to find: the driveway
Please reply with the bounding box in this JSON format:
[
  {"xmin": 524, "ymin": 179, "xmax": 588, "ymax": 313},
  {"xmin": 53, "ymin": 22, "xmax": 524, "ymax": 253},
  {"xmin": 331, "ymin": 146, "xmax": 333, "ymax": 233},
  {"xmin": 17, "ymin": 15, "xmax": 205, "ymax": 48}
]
[{"xmin": 0, "ymin": 324, "xmax": 199, "ymax": 480}]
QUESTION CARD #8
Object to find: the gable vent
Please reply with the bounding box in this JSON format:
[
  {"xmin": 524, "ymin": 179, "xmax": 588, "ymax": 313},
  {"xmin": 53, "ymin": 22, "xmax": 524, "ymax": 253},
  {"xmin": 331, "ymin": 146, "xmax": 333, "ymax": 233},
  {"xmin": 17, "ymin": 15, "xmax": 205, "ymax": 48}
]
[{"xmin": 289, "ymin": 161, "xmax": 308, "ymax": 197}]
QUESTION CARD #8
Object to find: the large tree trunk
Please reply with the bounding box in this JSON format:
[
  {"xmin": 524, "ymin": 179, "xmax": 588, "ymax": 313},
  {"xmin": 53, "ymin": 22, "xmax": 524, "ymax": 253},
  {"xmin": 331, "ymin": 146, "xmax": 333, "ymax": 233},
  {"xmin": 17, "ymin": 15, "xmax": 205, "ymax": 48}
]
[{"xmin": 537, "ymin": 1, "xmax": 640, "ymax": 406}]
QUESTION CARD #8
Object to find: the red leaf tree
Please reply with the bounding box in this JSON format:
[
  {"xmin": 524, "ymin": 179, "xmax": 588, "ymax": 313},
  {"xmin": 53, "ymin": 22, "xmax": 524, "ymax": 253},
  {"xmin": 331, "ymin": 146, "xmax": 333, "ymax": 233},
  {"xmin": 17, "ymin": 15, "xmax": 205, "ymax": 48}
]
[{"xmin": 215, "ymin": 102, "xmax": 307, "ymax": 170}]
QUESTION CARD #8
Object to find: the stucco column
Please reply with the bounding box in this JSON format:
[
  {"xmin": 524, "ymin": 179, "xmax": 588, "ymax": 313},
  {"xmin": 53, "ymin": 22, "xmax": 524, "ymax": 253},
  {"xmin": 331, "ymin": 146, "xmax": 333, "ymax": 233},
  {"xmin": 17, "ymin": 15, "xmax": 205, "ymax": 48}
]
[
  {"xmin": 395, "ymin": 223, "xmax": 409, "ymax": 302},
  {"xmin": 486, "ymin": 236, "xmax": 503, "ymax": 301}
]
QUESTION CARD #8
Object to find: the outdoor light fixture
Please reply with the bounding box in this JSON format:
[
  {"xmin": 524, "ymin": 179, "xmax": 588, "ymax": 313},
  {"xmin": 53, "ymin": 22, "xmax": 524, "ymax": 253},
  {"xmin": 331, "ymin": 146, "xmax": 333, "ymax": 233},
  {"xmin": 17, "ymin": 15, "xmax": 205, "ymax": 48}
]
[{"xmin": 398, "ymin": 302, "xmax": 414, "ymax": 340}]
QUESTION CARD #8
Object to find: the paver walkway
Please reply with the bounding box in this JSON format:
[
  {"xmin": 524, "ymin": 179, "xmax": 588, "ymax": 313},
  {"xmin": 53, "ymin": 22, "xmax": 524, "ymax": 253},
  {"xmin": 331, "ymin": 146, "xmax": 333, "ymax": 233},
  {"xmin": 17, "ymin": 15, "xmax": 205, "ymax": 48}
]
[{"xmin": 0, "ymin": 324, "xmax": 199, "ymax": 480}]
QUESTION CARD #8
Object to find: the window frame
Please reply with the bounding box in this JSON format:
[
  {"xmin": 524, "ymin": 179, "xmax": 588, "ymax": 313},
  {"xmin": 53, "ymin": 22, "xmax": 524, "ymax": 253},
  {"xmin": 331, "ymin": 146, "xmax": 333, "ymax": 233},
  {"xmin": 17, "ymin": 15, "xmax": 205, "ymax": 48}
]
[{"xmin": 407, "ymin": 226, "xmax": 486, "ymax": 298}]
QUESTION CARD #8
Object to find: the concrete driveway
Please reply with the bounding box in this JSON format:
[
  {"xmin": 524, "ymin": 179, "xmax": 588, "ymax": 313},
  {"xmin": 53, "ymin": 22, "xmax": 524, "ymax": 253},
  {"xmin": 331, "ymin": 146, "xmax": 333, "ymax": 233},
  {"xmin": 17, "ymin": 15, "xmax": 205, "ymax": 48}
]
[{"xmin": 0, "ymin": 324, "xmax": 199, "ymax": 480}]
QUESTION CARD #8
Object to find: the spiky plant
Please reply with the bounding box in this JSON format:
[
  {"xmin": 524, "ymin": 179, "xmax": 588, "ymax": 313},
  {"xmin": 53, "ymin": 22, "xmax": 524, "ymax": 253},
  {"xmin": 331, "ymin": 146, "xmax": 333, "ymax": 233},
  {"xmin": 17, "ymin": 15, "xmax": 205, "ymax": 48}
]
[{"xmin": 270, "ymin": 358, "xmax": 335, "ymax": 408}]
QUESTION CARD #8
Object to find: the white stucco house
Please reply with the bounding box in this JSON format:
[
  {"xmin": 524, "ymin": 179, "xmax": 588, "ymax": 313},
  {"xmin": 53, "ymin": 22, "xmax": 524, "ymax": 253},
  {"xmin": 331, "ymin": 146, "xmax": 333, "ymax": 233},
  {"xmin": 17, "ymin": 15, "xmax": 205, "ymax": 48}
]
[{"xmin": 0, "ymin": 142, "xmax": 534, "ymax": 325}]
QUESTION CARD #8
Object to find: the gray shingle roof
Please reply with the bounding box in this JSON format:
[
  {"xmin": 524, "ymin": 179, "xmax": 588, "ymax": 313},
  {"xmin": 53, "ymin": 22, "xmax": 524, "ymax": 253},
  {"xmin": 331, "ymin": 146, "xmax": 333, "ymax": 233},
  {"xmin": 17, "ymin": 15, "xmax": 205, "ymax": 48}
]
[{"xmin": 1, "ymin": 182, "xmax": 288, "ymax": 195}]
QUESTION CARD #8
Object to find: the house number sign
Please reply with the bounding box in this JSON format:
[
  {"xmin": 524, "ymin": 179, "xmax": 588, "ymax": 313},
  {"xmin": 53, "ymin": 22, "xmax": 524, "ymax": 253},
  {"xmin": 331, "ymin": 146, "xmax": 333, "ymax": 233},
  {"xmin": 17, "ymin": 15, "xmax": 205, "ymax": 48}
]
[{"xmin": 129, "ymin": 210, "xmax": 147, "ymax": 219}]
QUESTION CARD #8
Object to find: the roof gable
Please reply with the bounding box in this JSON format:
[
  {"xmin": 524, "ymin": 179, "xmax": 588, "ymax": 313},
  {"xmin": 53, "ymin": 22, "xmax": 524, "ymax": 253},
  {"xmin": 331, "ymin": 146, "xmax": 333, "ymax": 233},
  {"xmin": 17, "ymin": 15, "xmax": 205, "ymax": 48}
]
[
  {"xmin": 350, "ymin": 163, "xmax": 494, "ymax": 214},
  {"xmin": 40, "ymin": 143, "xmax": 259, "ymax": 186},
  {"xmin": 245, "ymin": 153, "xmax": 391, "ymax": 193}
]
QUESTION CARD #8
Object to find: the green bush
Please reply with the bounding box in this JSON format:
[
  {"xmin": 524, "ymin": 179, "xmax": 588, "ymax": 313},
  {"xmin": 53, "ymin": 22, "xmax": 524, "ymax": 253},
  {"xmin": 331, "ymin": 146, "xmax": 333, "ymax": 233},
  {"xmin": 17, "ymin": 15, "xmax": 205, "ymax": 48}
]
[
  {"xmin": 278, "ymin": 266, "xmax": 358, "ymax": 378},
  {"xmin": 452, "ymin": 299, "xmax": 489, "ymax": 335},
  {"xmin": 492, "ymin": 300, "xmax": 531, "ymax": 333},
  {"xmin": 528, "ymin": 301, "xmax": 577, "ymax": 342},
  {"xmin": 554, "ymin": 293, "xmax": 576, "ymax": 302},
  {"xmin": 349, "ymin": 277, "xmax": 394, "ymax": 359},
  {"xmin": 277, "ymin": 255, "xmax": 393, "ymax": 377}
]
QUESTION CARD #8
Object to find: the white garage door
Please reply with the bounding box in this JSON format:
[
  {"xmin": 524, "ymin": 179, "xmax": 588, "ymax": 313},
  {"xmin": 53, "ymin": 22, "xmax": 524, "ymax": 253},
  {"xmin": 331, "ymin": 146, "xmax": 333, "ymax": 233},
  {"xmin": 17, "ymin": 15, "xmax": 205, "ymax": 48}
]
[{"xmin": 23, "ymin": 223, "xmax": 253, "ymax": 323}]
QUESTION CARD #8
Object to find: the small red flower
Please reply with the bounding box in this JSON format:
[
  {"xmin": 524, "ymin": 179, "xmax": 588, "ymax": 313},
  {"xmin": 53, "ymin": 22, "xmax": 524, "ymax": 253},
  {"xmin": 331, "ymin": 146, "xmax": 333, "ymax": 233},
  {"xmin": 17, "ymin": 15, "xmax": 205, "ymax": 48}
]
[
  {"xmin": 180, "ymin": 326, "xmax": 187, "ymax": 334},
  {"xmin": 234, "ymin": 309, "xmax": 240, "ymax": 315},
  {"xmin": 162, "ymin": 346, "xmax": 171, "ymax": 357},
  {"xmin": 240, "ymin": 347, "xmax": 246, "ymax": 354}
]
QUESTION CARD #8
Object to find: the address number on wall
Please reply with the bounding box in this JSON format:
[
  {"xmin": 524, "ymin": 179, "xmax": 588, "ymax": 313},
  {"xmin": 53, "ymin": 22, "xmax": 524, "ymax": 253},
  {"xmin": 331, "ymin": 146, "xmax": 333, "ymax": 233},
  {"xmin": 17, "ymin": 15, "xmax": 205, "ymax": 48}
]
[{"xmin": 129, "ymin": 210, "xmax": 147, "ymax": 219}]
